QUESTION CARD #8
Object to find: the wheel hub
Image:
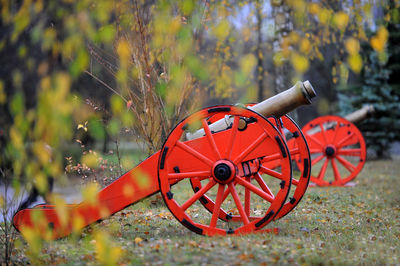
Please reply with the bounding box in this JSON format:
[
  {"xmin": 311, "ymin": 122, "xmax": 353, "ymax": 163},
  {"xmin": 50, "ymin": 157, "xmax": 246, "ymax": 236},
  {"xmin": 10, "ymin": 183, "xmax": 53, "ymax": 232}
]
[
  {"xmin": 212, "ymin": 160, "xmax": 236, "ymax": 184},
  {"xmin": 325, "ymin": 145, "xmax": 336, "ymax": 157},
  {"xmin": 214, "ymin": 164, "xmax": 231, "ymax": 180}
]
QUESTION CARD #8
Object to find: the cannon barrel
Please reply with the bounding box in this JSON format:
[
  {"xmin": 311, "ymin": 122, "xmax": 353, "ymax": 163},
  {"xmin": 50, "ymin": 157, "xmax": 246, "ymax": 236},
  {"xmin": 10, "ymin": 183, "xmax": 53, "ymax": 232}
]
[
  {"xmin": 250, "ymin": 80, "xmax": 316, "ymax": 118},
  {"xmin": 344, "ymin": 105, "xmax": 375, "ymax": 124},
  {"xmin": 187, "ymin": 81, "xmax": 316, "ymax": 139}
]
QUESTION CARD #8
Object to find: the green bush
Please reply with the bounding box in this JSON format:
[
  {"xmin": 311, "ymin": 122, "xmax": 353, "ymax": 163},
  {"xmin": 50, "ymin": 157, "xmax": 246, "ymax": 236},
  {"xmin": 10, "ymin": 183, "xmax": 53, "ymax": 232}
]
[{"xmin": 338, "ymin": 21, "xmax": 400, "ymax": 157}]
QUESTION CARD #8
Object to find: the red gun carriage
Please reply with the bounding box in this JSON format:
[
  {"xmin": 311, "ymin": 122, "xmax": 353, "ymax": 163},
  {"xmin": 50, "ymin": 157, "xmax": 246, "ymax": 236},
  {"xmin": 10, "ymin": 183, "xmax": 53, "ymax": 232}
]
[{"xmin": 13, "ymin": 81, "xmax": 316, "ymax": 238}]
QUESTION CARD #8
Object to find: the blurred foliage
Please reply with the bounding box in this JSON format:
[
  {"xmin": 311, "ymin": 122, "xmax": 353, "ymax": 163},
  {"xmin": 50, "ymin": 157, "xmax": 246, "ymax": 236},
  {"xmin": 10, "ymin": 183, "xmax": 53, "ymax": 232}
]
[{"xmin": 338, "ymin": 1, "xmax": 400, "ymax": 157}]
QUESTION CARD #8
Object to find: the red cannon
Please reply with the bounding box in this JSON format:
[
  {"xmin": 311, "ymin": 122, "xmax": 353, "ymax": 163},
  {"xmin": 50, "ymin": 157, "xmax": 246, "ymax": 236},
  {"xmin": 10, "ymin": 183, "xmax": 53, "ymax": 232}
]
[
  {"xmin": 13, "ymin": 81, "xmax": 316, "ymax": 238},
  {"xmin": 299, "ymin": 105, "xmax": 374, "ymax": 186}
]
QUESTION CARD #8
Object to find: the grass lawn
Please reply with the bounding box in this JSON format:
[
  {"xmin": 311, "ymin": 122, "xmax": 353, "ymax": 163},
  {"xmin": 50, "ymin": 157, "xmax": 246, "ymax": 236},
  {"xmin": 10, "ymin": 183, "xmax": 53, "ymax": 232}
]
[{"xmin": 8, "ymin": 158, "xmax": 400, "ymax": 265}]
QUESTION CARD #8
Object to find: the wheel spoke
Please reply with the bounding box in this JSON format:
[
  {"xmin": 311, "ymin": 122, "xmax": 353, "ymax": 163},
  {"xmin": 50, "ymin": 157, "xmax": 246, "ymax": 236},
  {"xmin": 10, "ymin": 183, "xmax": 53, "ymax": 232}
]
[
  {"xmin": 245, "ymin": 176, "xmax": 251, "ymax": 216},
  {"xmin": 202, "ymin": 119, "xmax": 221, "ymax": 160},
  {"xmin": 228, "ymin": 183, "xmax": 250, "ymax": 225},
  {"xmin": 289, "ymin": 148, "xmax": 300, "ymax": 156},
  {"xmin": 307, "ymin": 134, "xmax": 324, "ymax": 148},
  {"xmin": 170, "ymin": 176, "xmax": 209, "ymax": 184},
  {"xmin": 168, "ymin": 170, "xmax": 211, "ymax": 180},
  {"xmin": 319, "ymin": 123, "xmax": 328, "ymax": 144},
  {"xmin": 291, "ymin": 178, "xmax": 299, "ymax": 186},
  {"xmin": 254, "ymin": 173, "xmax": 274, "ymax": 196},
  {"xmin": 210, "ymin": 184, "xmax": 225, "ymax": 228},
  {"xmin": 331, "ymin": 123, "xmax": 340, "ymax": 143},
  {"xmin": 312, "ymin": 154, "xmax": 325, "ymax": 165},
  {"xmin": 331, "ymin": 159, "xmax": 342, "ymax": 181},
  {"xmin": 317, "ymin": 159, "xmax": 329, "ymax": 180},
  {"xmin": 310, "ymin": 148, "xmax": 323, "ymax": 154},
  {"xmin": 337, "ymin": 148, "xmax": 361, "ymax": 156},
  {"xmin": 221, "ymin": 184, "xmax": 232, "ymax": 202},
  {"xmin": 261, "ymin": 153, "xmax": 281, "ymax": 163},
  {"xmin": 259, "ymin": 166, "xmax": 283, "ymax": 180},
  {"xmin": 336, "ymin": 155, "xmax": 356, "ymax": 172},
  {"xmin": 233, "ymin": 132, "xmax": 268, "ymax": 164},
  {"xmin": 336, "ymin": 132, "xmax": 355, "ymax": 149},
  {"xmin": 225, "ymin": 116, "xmax": 240, "ymax": 159},
  {"xmin": 181, "ymin": 180, "xmax": 216, "ymax": 211},
  {"xmin": 236, "ymin": 176, "xmax": 275, "ymax": 203},
  {"xmin": 176, "ymin": 141, "xmax": 213, "ymax": 167}
]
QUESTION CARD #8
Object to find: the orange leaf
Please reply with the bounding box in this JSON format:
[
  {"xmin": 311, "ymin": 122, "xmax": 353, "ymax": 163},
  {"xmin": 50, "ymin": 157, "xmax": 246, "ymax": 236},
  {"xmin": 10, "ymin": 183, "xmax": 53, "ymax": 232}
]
[{"xmin": 126, "ymin": 100, "xmax": 132, "ymax": 110}]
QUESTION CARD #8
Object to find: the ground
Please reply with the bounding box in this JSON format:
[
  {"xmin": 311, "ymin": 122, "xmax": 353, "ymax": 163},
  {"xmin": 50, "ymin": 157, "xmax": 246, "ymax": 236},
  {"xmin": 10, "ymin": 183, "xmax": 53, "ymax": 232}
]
[{"xmin": 6, "ymin": 159, "xmax": 400, "ymax": 265}]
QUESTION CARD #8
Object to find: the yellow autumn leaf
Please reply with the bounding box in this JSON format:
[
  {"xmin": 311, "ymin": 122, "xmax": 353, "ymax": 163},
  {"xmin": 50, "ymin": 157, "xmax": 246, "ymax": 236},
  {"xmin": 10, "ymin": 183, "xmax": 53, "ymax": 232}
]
[
  {"xmin": 82, "ymin": 182, "xmax": 100, "ymax": 205},
  {"xmin": 111, "ymin": 94, "xmax": 124, "ymax": 115},
  {"xmin": 20, "ymin": 226, "xmax": 43, "ymax": 255},
  {"xmin": 123, "ymin": 183, "xmax": 135, "ymax": 198},
  {"xmin": 370, "ymin": 37, "xmax": 383, "ymax": 52},
  {"xmin": 94, "ymin": 231, "xmax": 123, "ymax": 265},
  {"xmin": 0, "ymin": 195, "xmax": 4, "ymax": 208},
  {"xmin": 291, "ymin": 53, "xmax": 309, "ymax": 73},
  {"xmin": 117, "ymin": 39, "xmax": 130, "ymax": 59},
  {"xmin": 135, "ymin": 169, "xmax": 151, "ymax": 190},
  {"xmin": 370, "ymin": 26, "xmax": 389, "ymax": 52},
  {"xmin": 273, "ymin": 52, "xmax": 284, "ymax": 67},
  {"xmin": 348, "ymin": 53, "xmax": 362, "ymax": 73},
  {"xmin": 33, "ymin": 141, "xmax": 52, "ymax": 165},
  {"xmin": 318, "ymin": 8, "xmax": 331, "ymax": 25},
  {"xmin": 9, "ymin": 126, "xmax": 23, "ymax": 150},
  {"xmin": 34, "ymin": 173, "xmax": 48, "ymax": 194},
  {"xmin": 135, "ymin": 237, "xmax": 143, "ymax": 244},
  {"xmin": 77, "ymin": 124, "xmax": 87, "ymax": 131},
  {"xmin": 110, "ymin": 247, "xmax": 123, "ymax": 263},
  {"xmin": 240, "ymin": 54, "xmax": 256, "ymax": 75},
  {"xmin": 72, "ymin": 214, "xmax": 85, "ymax": 232},
  {"xmin": 377, "ymin": 26, "xmax": 389, "ymax": 40},
  {"xmin": 100, "ymin": 206, "xmax": 111, "ymax": 218},
  {"xmin": 117, "ymin": 39, "xmax": 130, "ymax": 68},
  {"xmin": 213, "ymin": 20, "xmax": 230, "ymax": 41},
  {"xmin": 77, "ymin": 121, "xmax": 88, "ymax": 132},
  {"xmin": 169, "ymin": 17, "xmax": 181, "ymax": 34},
  {"xmin": 300, "ymin": 38, "xmax": 312, "ymax": 54},
  {"xmin": 345, "ymin": 37, "xmax": 360, "ymax": 55},
  {"xmin": 308, "ymin": 3, "xmax": 320, "ymax": 15},
  {"xmin": 334, "ymin": 11, "xmax": 349, "ymax": 30},
  {"xmin": 81, "ymin": 153, "xmax": 99, "ymax": 168},
  {"xmin": 51, "ymin": 194, "xmax": 68, "ymax": 227}
]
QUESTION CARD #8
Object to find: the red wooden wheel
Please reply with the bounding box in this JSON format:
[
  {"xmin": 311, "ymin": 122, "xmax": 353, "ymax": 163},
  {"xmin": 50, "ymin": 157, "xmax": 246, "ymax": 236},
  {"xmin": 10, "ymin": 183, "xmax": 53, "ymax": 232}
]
[
  {"xmin": 158, "ymin": 105, "xmax": 292, "ymax": 235},
  {"xmin": 192, "ymin": 115, "xmax": 311, "ymax": 222},
  {"xmin": 267, "ymin": 116, "xmax": 311, "ymax": 220},
  {"xmin": 300, "ymin": 115, "xmax": 366, "ymax": 186}
]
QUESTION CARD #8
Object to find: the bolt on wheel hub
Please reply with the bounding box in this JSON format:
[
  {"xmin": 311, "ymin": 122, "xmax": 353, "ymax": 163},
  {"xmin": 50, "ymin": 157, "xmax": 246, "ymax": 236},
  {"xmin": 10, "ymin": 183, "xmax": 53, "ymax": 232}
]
[{"xmin": 212, "ymin": 160, "xmax": 236, "ymax": 184}]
